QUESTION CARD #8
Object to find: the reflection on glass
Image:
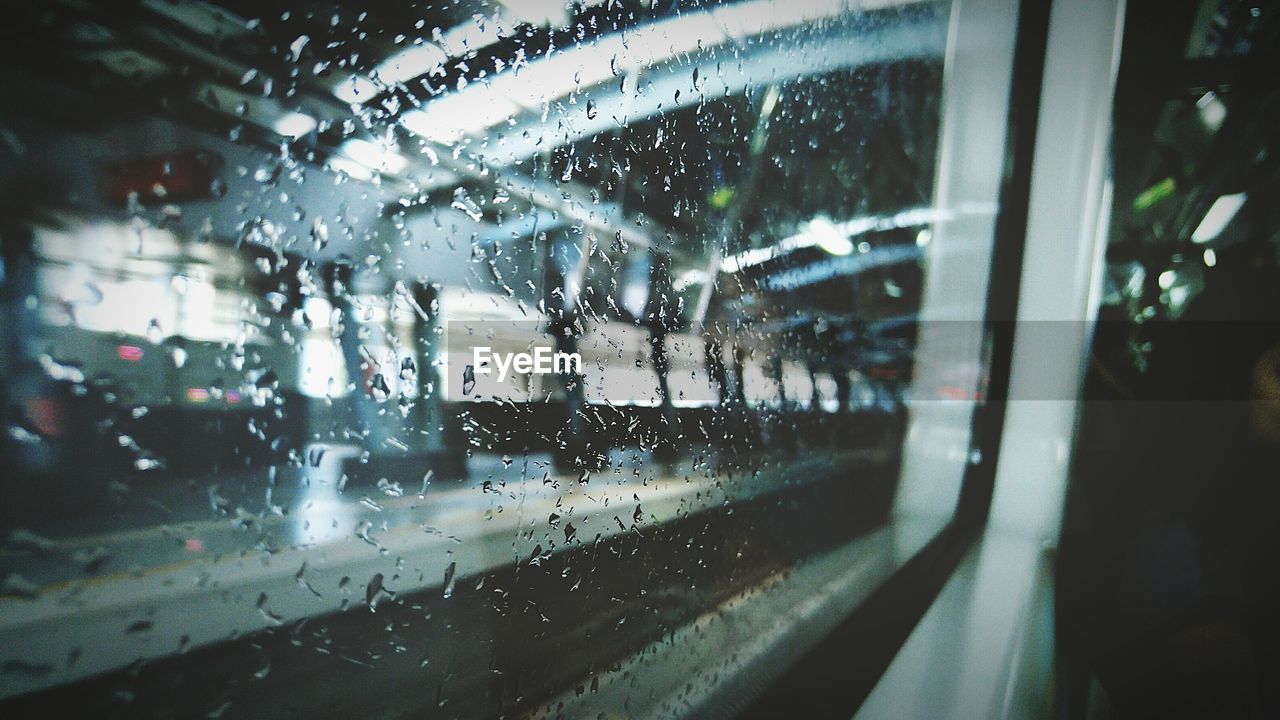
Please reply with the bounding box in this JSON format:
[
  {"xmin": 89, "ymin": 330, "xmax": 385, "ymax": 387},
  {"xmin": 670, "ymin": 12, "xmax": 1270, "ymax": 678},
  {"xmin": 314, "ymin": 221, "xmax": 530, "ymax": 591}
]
[{"xmin": 0, "ymin": 1, "xmax": 963, "ymax": 716}]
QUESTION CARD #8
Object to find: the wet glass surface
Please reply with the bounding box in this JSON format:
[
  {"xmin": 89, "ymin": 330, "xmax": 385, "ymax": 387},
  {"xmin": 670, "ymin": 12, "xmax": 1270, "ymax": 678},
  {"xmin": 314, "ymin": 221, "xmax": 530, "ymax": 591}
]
[{"xmin": 0, "ymin": 1, "xmax": 964, "ymax": 716}]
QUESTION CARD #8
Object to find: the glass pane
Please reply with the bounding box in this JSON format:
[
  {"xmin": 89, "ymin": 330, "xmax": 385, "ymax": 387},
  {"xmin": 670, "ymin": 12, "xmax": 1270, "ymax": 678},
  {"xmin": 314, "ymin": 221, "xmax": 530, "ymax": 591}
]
[{"xmin": 0, "ymin": 1, "xmax": 982, "ymax": 716}]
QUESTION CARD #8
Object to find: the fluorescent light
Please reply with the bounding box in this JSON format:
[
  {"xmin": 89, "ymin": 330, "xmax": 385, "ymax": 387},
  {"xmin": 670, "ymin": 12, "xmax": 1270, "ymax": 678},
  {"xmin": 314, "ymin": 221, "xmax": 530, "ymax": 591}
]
[
  {"xmin": 333, "ymin": 139, "xmax": 408, "ymax": 177},
  {"xmin": 495, "ymin": 0, "xmax": 569, "ymax": 27},
  {"xmin": 720, "ymin": 208, "xmax": 939, "ymax": 272},
  {"xmin": 333, "ymin": 50, "xmax": 455, "ymax": 103},
  {"xmin": 436, "ymin": 16, "xmax": 508, "ymax": 56},
  {"xmin": 394, "ymin": 0, "xmax": 866, "ymax": 148},
  {"xmin": 332, "ymin": 74, "xmax": 380, "ymax": 105},
  {"xmin": 710, "ymin": 0, "xmax": 845, "ymax": 39},
  {"xmin": 721, "ymin": 246, "xmax": 783, "ymax": 273},
  {"xmin": 332, "ymin": 17, "xmax": 520, "ymax": 107},
  {"xmin": 273, "ymin": 111, "xmax": 317, "ymax": 138},
  {"xmin": 374, "ymin": 43, "xmax": 448, "ymax": 86},
  {"xmin": 326, "ymin": 156, "xmax": 373, "ymax": 180},
  {"xmin": 399, "ymin": 110, "xmax": 461, "ymax": 144},
  {"xmin": 808, "ymin": 216, "xmax": 854, "ymax": 256},
  {"xmin": 1191, "ymin": 192, "xmax": 1246, "ymax": 243},
  {"xmin": 401, "ymin": 93, "xmax": 521, "ymax": 144}
]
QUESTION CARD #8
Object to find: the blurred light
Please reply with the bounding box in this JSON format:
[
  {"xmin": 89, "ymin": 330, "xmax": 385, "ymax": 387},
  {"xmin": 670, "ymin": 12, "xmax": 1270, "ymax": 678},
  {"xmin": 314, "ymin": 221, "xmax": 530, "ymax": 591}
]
[
  {"xmin": 186, "ymin": 387, "xmax": 210, "ymax": 403},
  {"xmin": 1133, "ymin": 177, "xmax": 1176, "ymax": 211},
  {"xmin": 1203, "ymin": 248, "xmax": 1217, "ymax": 267},
  {"xmin": 1158, "ymin": 270, "xmax": 1177, "ymax": 290},
  {"xmin": 326, "ymin": 156, "xmax": 373, "ymax": 181},
  {"xmin": 708, "ymin": 187, "xmax": 735, "ymax": 209},
  {"xmin": 781, "ymin": 360, "xmax": 814, "ymax": 409},
  {"xmin": 116, "ymin": 345, "xmax": 144, "ymax": 362},
  {"xmin": 332, "ymin": 21, "xmax": 511, "ymax": 106},
  {"xmin": 673, "ymin": 269, "xmax": 710, "ymax": 291},
  {"xmin": 436, "ymin": 16, "xmax": 508, "ymax": 56},
  {"xmin": 916, "ymin": 228, "xmax": 932, "ymax": 247},
  {"xmin": 39, "ymin": 354, "xmax": 84, "ymax": 383},
  {"xmin": 396, "ymin": 0, "xmax": 864, "ymax": 148},
  {"xmin": 814, "ymin": 373, "xmax": 840, "ymax": 412},
  {"xmin": 400, "ymin": 94, "xmax": 521, "ymax": 144},
  {"xmin": 1191, "ymin": 192, "xmax": 1246, "ymax": 243},
  {"xmin": 721, "ymin": 245, "xmax": 782, "ymax": 272},
  {"xmin": 299, "ymin": 316, "xmax": 350, "ymax": 400},
  {"xmin": 720, "ymin": 207, "xmax": 939, "ymax": 273},
  {"xmin": 621, "ymin": 255, "xmax": 652, "ymax": 316},
  {"xmin": 437, "ymin": 287, "xmax": 543, "ymax": 322},
  {"xmin": 808, "ymin": 216, "xmax": 854, "ymax": 256},
  {"xmin": 496, "ymin": 0, "xmax": 571, "ymax": 27},
  {"xmin": 621, "ymin": 283, "xmax": 648, "ymax": 315},
  {"xmin": 273, "ymin": 111, "xmax": 317, "ymax": 138},
  {"xmin": 1124, "ymin": 263, "xmax": 1146, "ymax": 296},
  {"xmin": 225, "ymin": 390, "xmax": 242, "ymax": 404},
  {"xmin": 332, "ymin": 74, "xmax": 380, "ymax": 105},
  {"xmin": 375, "ymin": 43, "xmax": 448, "ymax": 86},
  {"xmin": 710, "ymin": 0, "xmax": 849, "ymax": 39},
  {"xmin": 762, "ymin": 244, "xmax": 924, "ymax": 291},
  {"xmin": 1196, "ymin": 91, "xmax": 1227, "ymax": 133},
  {"xmin": 742, "ymin": 361, "xmax": 780, "ymax": 407},
  {"xmin": 337, "ymin": 138, "xmax": 408, "ymax": 176}
]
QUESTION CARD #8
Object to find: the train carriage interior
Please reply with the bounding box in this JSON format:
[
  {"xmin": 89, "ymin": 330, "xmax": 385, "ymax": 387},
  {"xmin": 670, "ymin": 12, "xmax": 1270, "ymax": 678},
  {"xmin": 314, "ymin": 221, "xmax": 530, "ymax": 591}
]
[{"xmin": 1, "ymin": 0, "xmax": 1278, "ymax": 717}]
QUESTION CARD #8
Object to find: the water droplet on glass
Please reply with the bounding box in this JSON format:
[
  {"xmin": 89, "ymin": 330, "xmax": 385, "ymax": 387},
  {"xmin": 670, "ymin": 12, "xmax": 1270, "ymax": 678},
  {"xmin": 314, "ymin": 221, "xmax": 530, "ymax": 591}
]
[
  {"xmin": 366, "ymin": 572, "xmax": 385, "ymax": 611},
  {"xmin": 310, "ymin": 218, "xmax": 329, "ymax": 251},
  {"xmin": 307, "ymin": 445, "xmax": 326, "ymax": 467},
  {"xmin": 442, "ymin": 561, "xmax": 457, "ymax": 599},
  {"xmin": 451, "ymin": 187, "xmax": 483, "ymax": 222},
  {"xmin": 369, "ymin": 373, "xmax": 390, "ymax": 402},
  {"xmin": 289, "ymin": 35, "xmax": 310, "ymax": 63},
  {"xmin": 462, "ymin": 365, "xmax": 476, "ymax": 395}
]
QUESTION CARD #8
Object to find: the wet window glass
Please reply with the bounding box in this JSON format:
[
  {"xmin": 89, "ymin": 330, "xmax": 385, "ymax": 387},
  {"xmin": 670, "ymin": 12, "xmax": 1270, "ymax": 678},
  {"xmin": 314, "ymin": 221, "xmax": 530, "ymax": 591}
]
[{"xmin": 0, "ymin": 1, "xmax": 992, "ymax": 716}]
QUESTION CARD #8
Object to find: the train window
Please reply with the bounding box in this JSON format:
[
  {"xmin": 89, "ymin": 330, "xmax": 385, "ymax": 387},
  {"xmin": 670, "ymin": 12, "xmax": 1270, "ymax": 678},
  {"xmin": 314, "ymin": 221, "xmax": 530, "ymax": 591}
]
[{"xmin": 0, "ymin": 0, "xmax": 1010, "ymax": 716}]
